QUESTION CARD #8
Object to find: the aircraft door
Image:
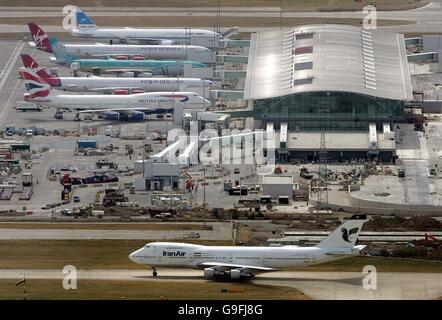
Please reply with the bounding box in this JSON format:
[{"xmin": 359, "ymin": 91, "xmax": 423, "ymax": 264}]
[
  {"xmin": 155, "ymin": 246, "xmax": 162, "ymax": 264},
  {"xmin": 262, "ymin": 254, "xmax": 271, "ymax": 267}
]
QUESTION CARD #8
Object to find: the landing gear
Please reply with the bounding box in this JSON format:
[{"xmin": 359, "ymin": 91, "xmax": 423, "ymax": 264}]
[
  {"xmin": 74, "ymin": 113, "xmax": 80, "ymax": 121},
  {"xmin": 54, "ymin": 108, "xmax": 63, "ymax": 120},
  {"xmin": 152, "ymin": 268, "xmax": 158, "ymax": 277}
]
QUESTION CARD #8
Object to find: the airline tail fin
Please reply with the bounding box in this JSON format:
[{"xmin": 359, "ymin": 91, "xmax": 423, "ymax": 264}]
[
  {"xmin": 27, "ymin": 22, "xmax": 52, "ymax": 52},
  {"xmin": 316, "ymin": 214, "xmax": 367, "ymax": 249},
  {"xmin": 21, "ymin": 54, "xmax": 61, "ymax": 87},
  {"xmin": 48, "ymin": 37, "xmax": 75, "ymax": 64},
  {"xmin": 22, "ymin": 70, "xmax": 52, "ymax": 100},
  {"xmin": 75, "ymin": 7, "xmax": 97, "ymax": 30}
]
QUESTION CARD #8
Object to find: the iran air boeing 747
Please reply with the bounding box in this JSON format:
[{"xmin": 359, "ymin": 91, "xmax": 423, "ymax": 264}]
[{"xmin": 129, "ymin": 215, "xmax": 368, "ymax": 280}]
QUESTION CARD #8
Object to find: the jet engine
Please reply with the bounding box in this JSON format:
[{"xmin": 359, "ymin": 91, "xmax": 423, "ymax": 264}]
[
  {"xmin": 230, "ymin": 269, "xmax": 242, "ymax": 280},
  {"xmin": 204, "ymin": 268, "xmax": 224, "ymax": 279},
  {"xmin": 104, "ymin": 111, "xmax": 120, "ymax": 121},
  {"xmin": 112, "ymin": 89, "xmax": 129, "ymax": 95},
  {"xmin": 230, "ymin": 269, "xmax": 253, "ymax": 280},
  {"xmin": 113, "ymin": 55, "xmax": 129, "ymax": 60},
  {"xmin": 136, "ymin": 72, "xmax": 153, "ymax": 78},
  {"xmin": 116, "ymin": 72, "xmax": 135, "ymax": 78},
  {"xmin": 128, "ymin": 111, "xmax": 144, "ymax": 121},
  {"xmin": 204, "ymin": 268, "xmax": 215, "ymax": 279}
]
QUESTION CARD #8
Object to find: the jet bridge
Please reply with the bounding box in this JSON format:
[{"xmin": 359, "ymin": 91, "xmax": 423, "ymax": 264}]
[{"xmin": 368, "ymin": 123, "xmax": 378, "ymax": 152}]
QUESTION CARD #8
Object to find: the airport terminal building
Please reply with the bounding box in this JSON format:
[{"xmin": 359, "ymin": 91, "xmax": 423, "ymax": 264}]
[{"xmin": 243, "ymin": 25, "xmax": 413, "ymax": 162}]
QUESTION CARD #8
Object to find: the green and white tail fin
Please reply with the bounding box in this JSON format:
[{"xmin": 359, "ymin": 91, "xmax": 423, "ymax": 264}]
[{"xmin": 316, "ymin": 214, "xmax": 367, "ymax": 249}]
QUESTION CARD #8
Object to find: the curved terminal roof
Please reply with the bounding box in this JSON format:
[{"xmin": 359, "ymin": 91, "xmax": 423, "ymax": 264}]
[{"xmin": 244, "ymin": 24, "xmax": 413, "ymax": 101}]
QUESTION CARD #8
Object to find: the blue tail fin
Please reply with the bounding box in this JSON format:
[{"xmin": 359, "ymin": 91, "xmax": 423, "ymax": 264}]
[{"xmin": 75, "ymin": 8, "xmax": 97, "ymax": 30}]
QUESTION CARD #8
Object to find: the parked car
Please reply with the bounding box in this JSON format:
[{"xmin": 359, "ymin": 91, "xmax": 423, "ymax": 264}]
[
  {"xmin": 398, "ymin": 169, "xmax": 405, "ymax": 178},
  {"xmin": 73, "ymin": 195, "xmax": 81, "ymax": 203},
  {"xmin": 61, "ymin": 209, "xmax": 73, "ymax": 216}
]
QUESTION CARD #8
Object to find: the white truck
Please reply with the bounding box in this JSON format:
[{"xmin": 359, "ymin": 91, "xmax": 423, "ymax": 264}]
[
  {"xmin": 22, "ymin": 172, "xmax": 33, "ymax": 186},
  {"xmin": 91, "ymin": 210, "xmax": 105, "ymax": 218}
]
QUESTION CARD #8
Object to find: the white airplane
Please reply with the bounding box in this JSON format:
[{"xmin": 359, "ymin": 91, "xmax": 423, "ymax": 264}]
[
  {"xmin": 22, "ymin": 70, "xmax": 210, "ymax": 120},
  {"xmin": 21, "ymin": 54, "xmax": 213, "ymax": 94},
  {"xmin": 70, "ymin": 7, "xmax": 238, "ymax": 46},
  {"xmin": 27, "ymin": 23, "xmax": 215, "ymax": 64},
  {"xmin": 129, "ymin": 214, "xmax": 368, "ymax": 280}
]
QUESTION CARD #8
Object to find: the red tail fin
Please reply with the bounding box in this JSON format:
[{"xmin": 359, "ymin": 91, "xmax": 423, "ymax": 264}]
[
  {"xmin": 20, "ymin": 54, "xmax": 61, "ymax": 86},
  {"xmin": 27, "ymin": 22, "xmax": 52, "ymax": 53}
]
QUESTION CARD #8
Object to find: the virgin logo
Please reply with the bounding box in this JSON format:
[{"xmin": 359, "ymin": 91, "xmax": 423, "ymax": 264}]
[{"xmin": 33, "ymin": 31, "xmax": 48, "ymax": 46}]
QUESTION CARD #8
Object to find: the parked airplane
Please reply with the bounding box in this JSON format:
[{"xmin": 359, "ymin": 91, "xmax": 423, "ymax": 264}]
[
  {"xmin": 69, "ymin": 7, "xmax": 238, "ymax": 46},
  {"xmin": 48, "ymin": 38, "xmax": 207, "ymax": 77},
  {"xmin": 27, "ymin": 23, "xmax": 215, "ymax": 63},
  {"xmin": 21, "ymin": 54, "xmax": 213, "ymax": 94},
  {"xmin": 129, "ymin": 214, "xmax": 368, "ymax": 279},
  {"xmin": 21, "ymin": 70, "xmax": 210, "ymax": 120}
]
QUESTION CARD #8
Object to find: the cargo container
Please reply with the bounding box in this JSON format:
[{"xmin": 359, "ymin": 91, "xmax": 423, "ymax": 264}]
[
  {"xmin": 77, "ymin": 139, "xmax": 97, "ymax": 149},
  {"xmin": 104, "ymin": 112, "xmax": 120, "ymax": 121}
]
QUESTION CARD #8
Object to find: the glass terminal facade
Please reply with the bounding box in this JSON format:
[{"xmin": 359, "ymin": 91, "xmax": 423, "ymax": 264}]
[{"xmin": 253, "ymin": 91, "xmax": 405, "ymax": 131}]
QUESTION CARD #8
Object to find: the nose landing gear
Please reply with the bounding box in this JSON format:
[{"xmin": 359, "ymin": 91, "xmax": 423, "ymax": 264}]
[{"xmin": 152, "ymin": 267, "xmax": 158, "ymax": 277}]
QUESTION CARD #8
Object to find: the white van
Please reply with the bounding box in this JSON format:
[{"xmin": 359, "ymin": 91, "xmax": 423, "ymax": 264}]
[{"xmin": 91, "ymin": 210, "xmax": 105, "ymax": 218}]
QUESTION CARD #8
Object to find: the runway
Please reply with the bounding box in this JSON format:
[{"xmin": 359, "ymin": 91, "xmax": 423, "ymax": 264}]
[
  {"xmin": 1, "ymin": 268, "xmax": 441, "ymax": 299},
  {"xmin": 0, "ymin": 1, "xmax": 441, "ymax": 33}
]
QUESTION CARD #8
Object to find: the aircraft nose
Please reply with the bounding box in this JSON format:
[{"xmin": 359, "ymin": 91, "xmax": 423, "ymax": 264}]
[{"xmin": 129, "ymin": 250, "xmax": 140, "ymax": 263}]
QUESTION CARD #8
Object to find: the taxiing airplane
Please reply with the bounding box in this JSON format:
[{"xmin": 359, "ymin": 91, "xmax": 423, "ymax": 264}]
[
  {"xmin": 129, "ymin": 214, "xmax": 368, "ymax": 280},
  {"xmin": 22, "ymin": 70, "xmax": 210, "ymax": 120},
  {"xmin": 69, "ymin": 7, "xmax": 238, "ymax": 46},
  {"xmin": 27, "ymin": 23, "xmax": 214, "ymax": 63},
  {"xmin": 21, "ymin": 54, "xmax": 213, "ymax": 94},
  {"xmin": 48, "ymin": 38, "xmax": 206, "ymax": 77}
]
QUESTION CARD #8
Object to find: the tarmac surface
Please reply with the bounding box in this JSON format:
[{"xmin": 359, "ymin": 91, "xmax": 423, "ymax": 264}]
[
  {"xmin": 1, "ymin": 268, "xmax": 441, "ymax": 299},
  {"xmin": 0, "ymin": 222, "xmax": 231, "ymax": 240},
  {"xmin": 0, "ymin": 1, "xmax": 441, "ymax": 33}
]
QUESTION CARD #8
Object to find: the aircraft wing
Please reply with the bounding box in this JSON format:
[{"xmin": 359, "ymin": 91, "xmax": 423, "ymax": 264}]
[
  {"xmin": 200, "ymin": 262, "xmax": 277, "ymax": 273},
  {"xmin": 88, "ymin": 88, "xmax": 130, "ymax": 94},
  {"xmin": 77, "ymin": 107, "xmax": 165, "ymax": 115},
  {"xmin": 325, "ymin": 245, "xmax": 367, "ymax": 256},
  {"xmin": 103, "ymin": 69, "xmax": 153, "ymax": 76}
]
